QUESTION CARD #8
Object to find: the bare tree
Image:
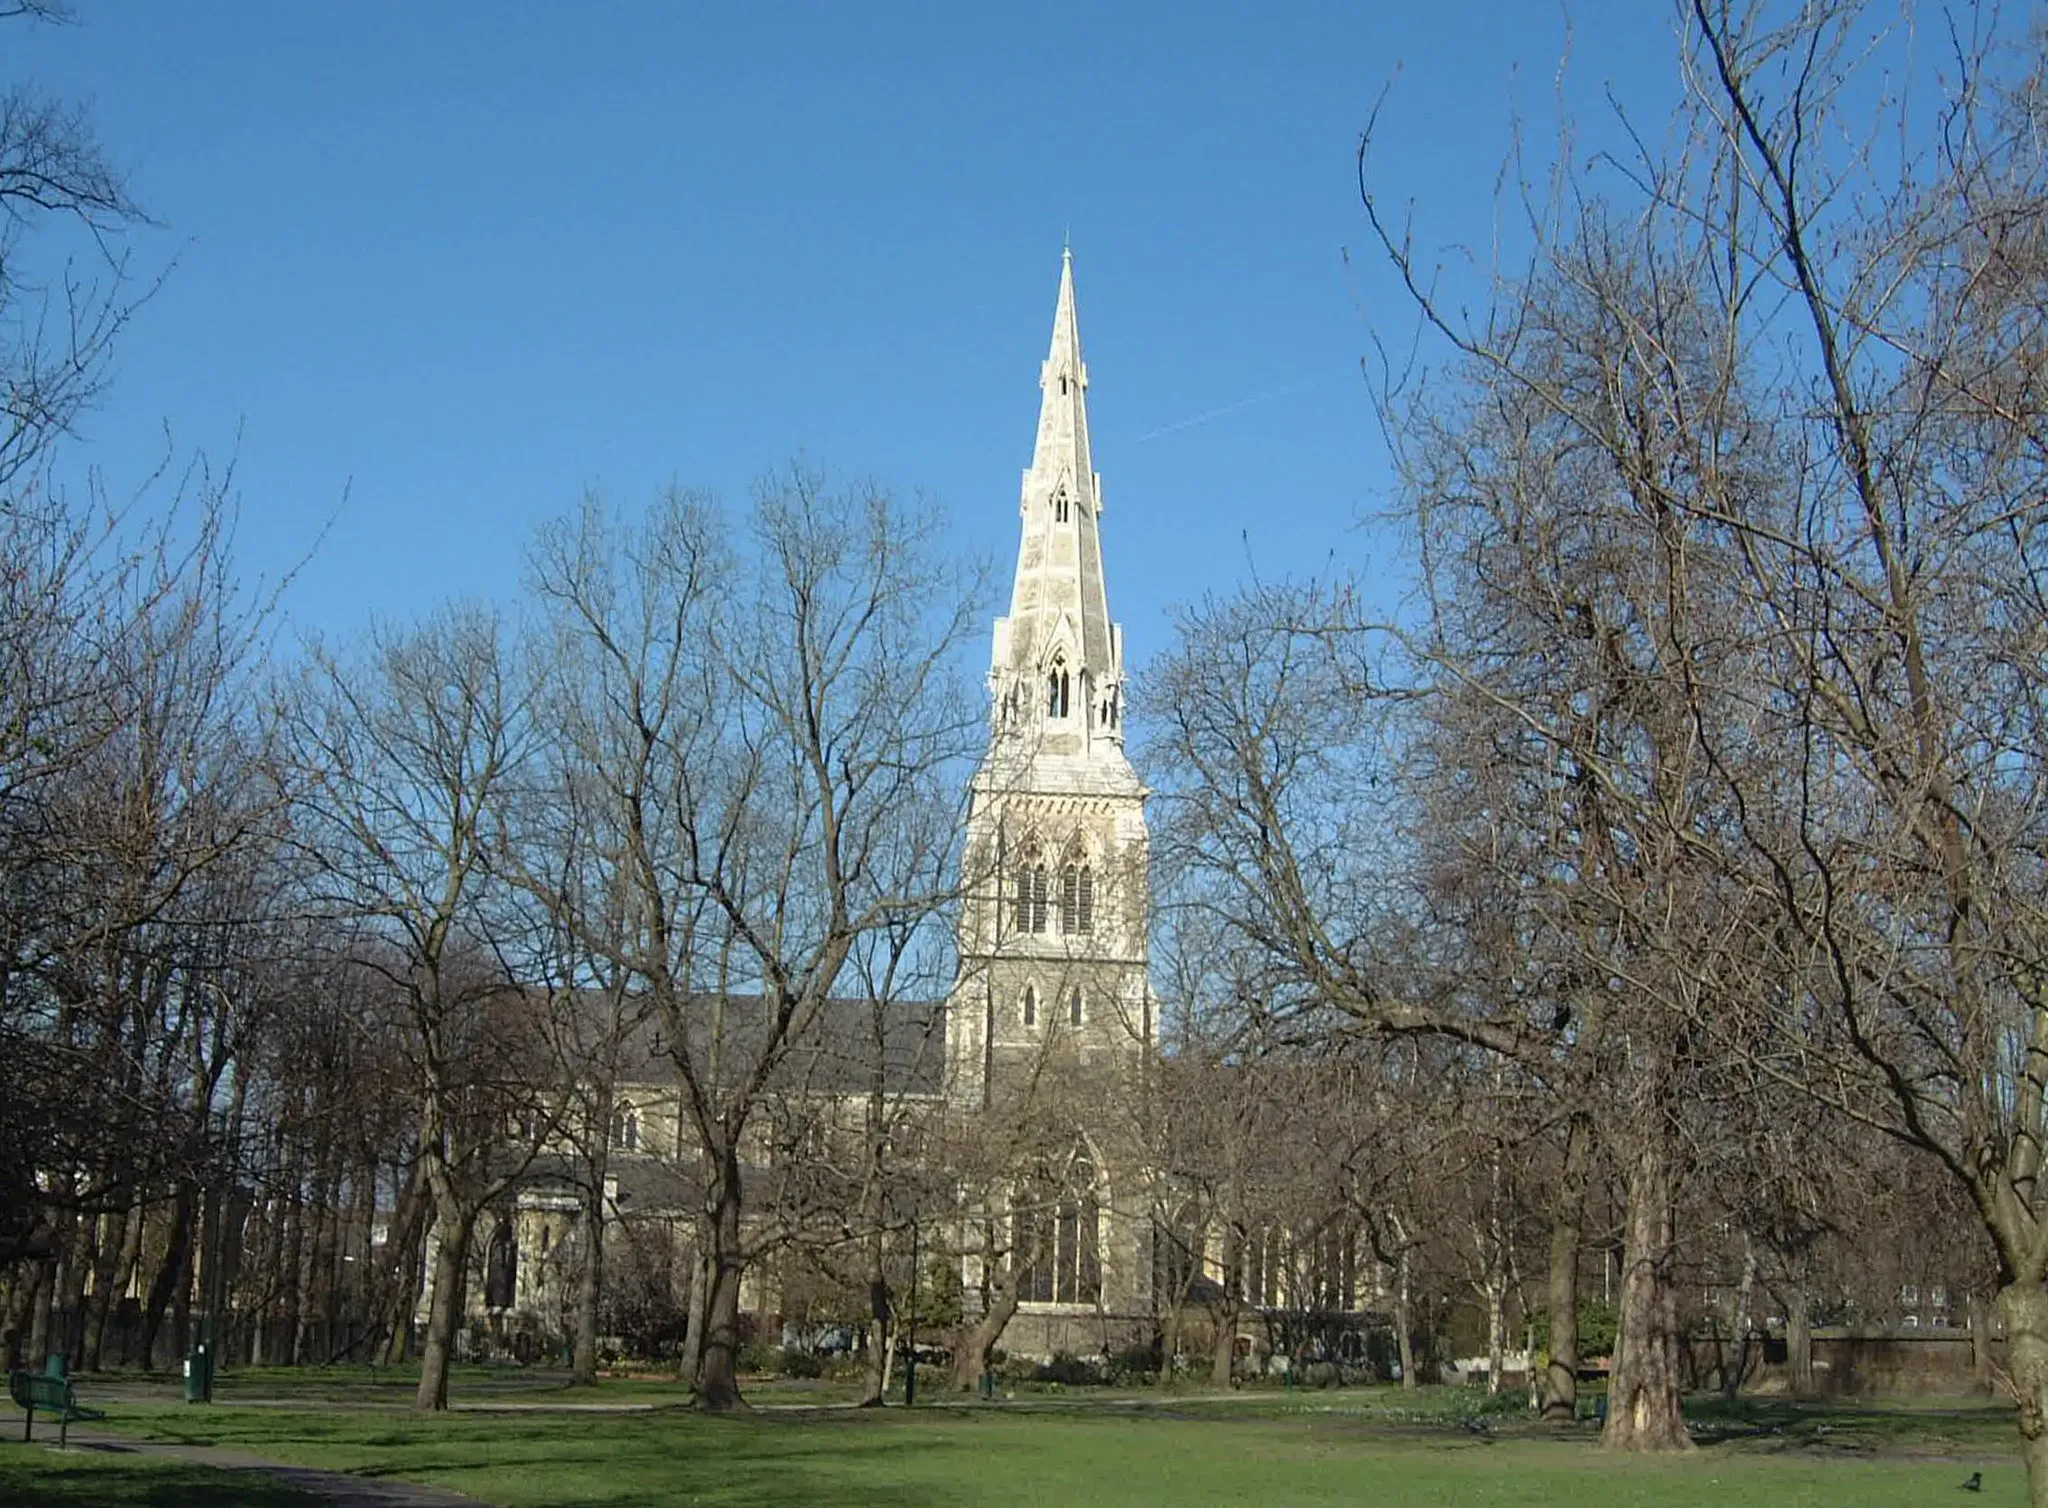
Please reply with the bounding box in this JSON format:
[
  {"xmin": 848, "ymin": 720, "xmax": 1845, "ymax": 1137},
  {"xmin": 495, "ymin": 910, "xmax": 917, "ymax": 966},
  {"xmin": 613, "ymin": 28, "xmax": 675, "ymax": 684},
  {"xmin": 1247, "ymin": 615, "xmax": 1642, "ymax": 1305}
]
[
  {"xmin": 284, "ymin": 607, "xmax": 549, "ymax": 1411},
  {"xmin": 1330, "ymin": 0, "xmax": 2048, "ymax": 1478},
  {"xmin": 523, "ymin": 468, "xmax": 981, "ymax": 1410}
]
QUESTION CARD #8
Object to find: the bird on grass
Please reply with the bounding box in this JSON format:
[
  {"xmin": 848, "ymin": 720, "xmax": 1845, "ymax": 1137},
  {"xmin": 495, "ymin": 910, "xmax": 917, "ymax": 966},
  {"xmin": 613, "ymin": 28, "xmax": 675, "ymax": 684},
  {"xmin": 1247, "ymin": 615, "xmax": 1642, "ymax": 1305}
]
[{"xmin": 1960, "ymin": 1470, "xmax": 1982, "ymax": 1492}]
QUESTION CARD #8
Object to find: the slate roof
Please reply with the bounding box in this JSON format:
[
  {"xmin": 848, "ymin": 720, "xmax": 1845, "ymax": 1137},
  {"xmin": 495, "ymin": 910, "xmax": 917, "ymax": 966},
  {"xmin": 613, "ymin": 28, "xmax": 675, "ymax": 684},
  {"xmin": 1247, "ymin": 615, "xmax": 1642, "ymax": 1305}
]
[{"xmin": 595, "ymin": 991, "xmax": 949, "ymax": 1099}]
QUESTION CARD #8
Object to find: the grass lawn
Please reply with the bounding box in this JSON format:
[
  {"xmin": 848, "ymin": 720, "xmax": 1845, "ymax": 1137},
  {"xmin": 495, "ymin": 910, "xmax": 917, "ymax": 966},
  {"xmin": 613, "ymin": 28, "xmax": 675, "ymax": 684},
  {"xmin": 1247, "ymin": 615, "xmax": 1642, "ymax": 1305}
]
[
  {"xmin": 0, "ymin": 1442, "xmax": 320, "ymax": 1506},
  {"xmin": 26, "ymin": 1390, "xmax": 2022, "ymax": 1508}
]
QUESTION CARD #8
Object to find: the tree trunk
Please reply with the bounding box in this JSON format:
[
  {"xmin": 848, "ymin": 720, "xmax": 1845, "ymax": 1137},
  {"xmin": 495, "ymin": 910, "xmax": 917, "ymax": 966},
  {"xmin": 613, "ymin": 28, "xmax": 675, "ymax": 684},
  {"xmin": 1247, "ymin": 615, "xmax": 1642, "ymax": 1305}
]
[
  {"xmin": 1722, "ymin": 1238, "xmax": 1757, "ymax": 1401},
  {"xmin": 83, "ymin": 1208, "xmax": 127, "ymax": 1371},
  {"xmin": 1540, "ymin": 1113, "xmax": 1590, "ymax": 1421},
  {"xmin": 1210, "ymin": 1250, "xmax": 1241, "ymax": 1391},
  {"xmin": 414, "ymin": 1206, "xmax": 477, "ymax": 1413},
  {"xmin": 295, "ymin": 1167, "xmax": 330, "ymax": 1366},
  {"xmin": 276, "ymin": 1193, "xmax": 304, "ymax": 1366},
  {"xmin": 1785, "ymin": 1285, "xmax": 1814, "ymax": 1398},
  {"xmin": 1162, "ymin": 1291, "xmax": 1185, "ymax": 1382},
  {"xmin": 376, "ymin": 1176, "xmax": 431, "ymax": 1368},
  {"xmin": 694, "ymin": 1159, "xmax": 748, "ymax": 1412},
  {"xmin": 2, "ymin": 1263, "xmax": 38, "ymax": 1370},
  {"xmin": 696, "ymin": 1254, "xmax": 746, "ymax": 1410},
  {"xmin": 858, "ymin": 1232, "xmax": 891, "ymax": 1407},
  {"xmin": 1484, "ymin": 1276, "xmax": 1506, "ymax": 1397},
  {"xmin": 1210, "ymin": 1304, "xmax": 1238, "ymax": 1387},
  {"xmin": 25, "ymin": 1258, "xmax": 53, "ymax": 1369},
  {"xmin": 571, "ymin": 1193, "xmax": 604, "ymax": 1386},
  {"xmin": 952, "ymin": 1231, "xmax": 1020, "ymax": 1393},
  {"xmin": 2000, "ymin": 1281, "xmax": 2048, "ymax": 1508},
  {"xmin": 860, "ymin": 1282, "xmax": 893, "ymax": 1407},
  {"xmin": 56, "ymin": 1216, "xmax": 92, "ymax": 1368},
  {"xmin": 1602, "ymin": 1138, "xmax": 1690, "ymax": 1452},
  {"xmin": 676, "ymin": 1240, "xmax": 708, "ymax": 1388},
  {"xmin": 139, "ymin": 1183, "xmax": 195, "ymax": 1370},
  {"xmin": 1395, "ymin": 1244, "xmax": 1416, "ymax": 1389},
  {"xmin": 1967, "ymin": 1289, "xmax": 1993, "ymax": 1395}
]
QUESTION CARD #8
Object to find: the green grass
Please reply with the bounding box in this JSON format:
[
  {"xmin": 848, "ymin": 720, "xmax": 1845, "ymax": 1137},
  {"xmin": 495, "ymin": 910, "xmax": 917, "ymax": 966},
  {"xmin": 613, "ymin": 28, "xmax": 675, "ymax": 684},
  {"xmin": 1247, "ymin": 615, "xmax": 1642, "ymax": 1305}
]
[
  {"xmin": 49, "ymin": 1393, "xmax": 2028, "ymax": 1508},
  {"xmin": 0, "ymin": 1443, "xmax": 320, "ymax": 1506}
]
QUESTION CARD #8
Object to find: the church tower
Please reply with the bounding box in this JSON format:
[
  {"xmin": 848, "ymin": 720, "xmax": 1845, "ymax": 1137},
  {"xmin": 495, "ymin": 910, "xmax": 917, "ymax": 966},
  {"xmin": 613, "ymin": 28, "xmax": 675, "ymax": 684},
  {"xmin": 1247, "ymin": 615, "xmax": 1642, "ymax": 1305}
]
[
  {"xmin": 946, "ymin": 249, "xmax": 1153, "ymax": 1350},
  {"xmin": 949, "ymin": 249, "xmax": 1152, "ymax": 1116}
]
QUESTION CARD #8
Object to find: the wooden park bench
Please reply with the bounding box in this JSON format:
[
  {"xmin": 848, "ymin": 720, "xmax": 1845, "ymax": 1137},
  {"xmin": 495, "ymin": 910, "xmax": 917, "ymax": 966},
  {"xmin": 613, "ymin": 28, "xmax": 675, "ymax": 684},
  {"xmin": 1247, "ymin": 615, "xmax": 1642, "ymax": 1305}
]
[{"xmin": 8, "ymin": 1365, "xmax": 105, "ymax": 1447}]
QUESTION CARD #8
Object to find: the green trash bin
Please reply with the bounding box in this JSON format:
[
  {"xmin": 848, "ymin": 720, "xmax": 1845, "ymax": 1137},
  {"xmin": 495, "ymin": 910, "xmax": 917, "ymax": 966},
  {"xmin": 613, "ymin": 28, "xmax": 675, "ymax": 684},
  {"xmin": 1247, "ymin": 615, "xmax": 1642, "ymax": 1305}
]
[{"xmin": 183, "ymin": 1344, "xmax": 213, "ymax": 1404}]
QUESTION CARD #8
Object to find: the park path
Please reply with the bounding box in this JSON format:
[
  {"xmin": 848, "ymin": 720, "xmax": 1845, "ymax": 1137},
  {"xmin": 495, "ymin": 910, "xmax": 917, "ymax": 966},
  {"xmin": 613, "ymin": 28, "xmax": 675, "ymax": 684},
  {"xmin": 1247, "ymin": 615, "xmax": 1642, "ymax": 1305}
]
[{"xmin": 62, "ymin": 1428, "xmax": 493, "ymax": 1507}]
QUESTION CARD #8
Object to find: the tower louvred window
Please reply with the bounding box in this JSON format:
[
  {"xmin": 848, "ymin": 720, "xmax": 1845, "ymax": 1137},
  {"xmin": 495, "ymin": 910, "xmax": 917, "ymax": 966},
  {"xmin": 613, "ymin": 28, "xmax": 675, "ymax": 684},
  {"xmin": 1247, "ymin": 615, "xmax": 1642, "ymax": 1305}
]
[
  {"xmin": 1013, "ymin": 854, "xmax": 1049, "ymax": 935},
  {"xmin": 1061, "ymin": 865, "xmax": 1094, "ymax": 934},
  {"xmin": 1047, "ymin": 661, "xmax": 1070, "ymax": 718}
]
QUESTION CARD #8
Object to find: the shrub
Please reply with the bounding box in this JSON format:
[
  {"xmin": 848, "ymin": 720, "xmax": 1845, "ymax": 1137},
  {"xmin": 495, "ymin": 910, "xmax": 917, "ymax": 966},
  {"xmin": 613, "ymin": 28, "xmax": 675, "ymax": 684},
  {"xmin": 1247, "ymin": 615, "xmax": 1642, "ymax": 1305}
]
[
  {"xmin": 774, "ymin": 1348, "xmax": 824, "ymax": 1379},
  {"xmin": 1032, "ymin": 1352, "xmax": 1106, "ymax": 1386},
  {"xmin": 1105, "ymin": 1345, "xmax": 1161, "ymax": 1385}
]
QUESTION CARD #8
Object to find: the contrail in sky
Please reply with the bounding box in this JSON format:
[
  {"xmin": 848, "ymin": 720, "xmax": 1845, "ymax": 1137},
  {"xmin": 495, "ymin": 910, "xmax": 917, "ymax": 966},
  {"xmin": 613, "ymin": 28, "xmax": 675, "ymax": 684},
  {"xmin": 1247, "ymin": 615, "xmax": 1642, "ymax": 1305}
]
[{"xmin": 1133, "ymin": 374, "xmax": 1344, "ymax": 443}]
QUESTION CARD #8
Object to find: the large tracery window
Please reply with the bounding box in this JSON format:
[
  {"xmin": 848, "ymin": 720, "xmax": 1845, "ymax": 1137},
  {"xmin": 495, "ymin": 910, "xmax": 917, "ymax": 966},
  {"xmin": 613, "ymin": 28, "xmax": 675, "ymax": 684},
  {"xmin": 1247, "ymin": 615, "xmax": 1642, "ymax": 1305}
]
[
  {"xmin": 1014, "ymin": 1158, "xmax": 1102, "ymax": 1305},
  {"xmin": 1059, "ymin": 864, "xmax": 1094, "ymax": 935},
  {"xmin": 1012, "ymin": 849, "xmax": 1049, "ymax": 934}
]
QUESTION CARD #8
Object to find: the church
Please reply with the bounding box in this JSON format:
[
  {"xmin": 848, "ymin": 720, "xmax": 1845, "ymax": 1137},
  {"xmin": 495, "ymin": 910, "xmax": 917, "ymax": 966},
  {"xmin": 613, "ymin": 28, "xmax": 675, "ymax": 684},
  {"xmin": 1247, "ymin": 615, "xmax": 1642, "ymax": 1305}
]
[
  {"xmin": 943, "ymin": 245, "xmax": 1157, "ymax": 1358},
  {"xmin": 483, "ymin": 251, "xmax": 1169, "ymax": 1365}
]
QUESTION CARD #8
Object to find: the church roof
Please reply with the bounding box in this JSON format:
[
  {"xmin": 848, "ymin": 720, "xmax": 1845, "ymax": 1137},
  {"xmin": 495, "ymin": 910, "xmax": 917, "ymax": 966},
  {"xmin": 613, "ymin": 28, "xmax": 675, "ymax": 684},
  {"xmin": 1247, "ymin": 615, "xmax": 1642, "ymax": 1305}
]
[{"xmin": 603, "ymin": 991, "xmax": 948, "ymax": 1099}]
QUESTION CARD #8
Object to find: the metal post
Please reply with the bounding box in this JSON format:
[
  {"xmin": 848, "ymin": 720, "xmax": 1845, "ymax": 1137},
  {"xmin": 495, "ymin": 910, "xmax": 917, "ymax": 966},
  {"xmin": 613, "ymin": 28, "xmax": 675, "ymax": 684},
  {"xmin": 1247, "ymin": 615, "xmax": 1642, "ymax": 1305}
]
[{"xmin": 905, "ymin": 1213, "xmax": 919, "ymax": 1407}]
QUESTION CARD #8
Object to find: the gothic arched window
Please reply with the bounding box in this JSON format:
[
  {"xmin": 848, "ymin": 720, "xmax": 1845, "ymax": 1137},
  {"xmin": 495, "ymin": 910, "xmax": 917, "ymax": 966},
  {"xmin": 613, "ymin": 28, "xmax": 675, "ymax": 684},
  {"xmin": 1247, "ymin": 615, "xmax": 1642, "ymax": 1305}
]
[
  {"xmin": 1047, "ymin": 659, "xmax": 1071, "ymax": 719},
  {"xmin": 1022, "ymin": 984, "xmax": 1038, "ymax": 1027},
  {"xmin": 1054, "ymin": 487, "xmax": 1070, "ymax": 522},
  {"xmin": 1068, "ymin": 985, "xmax": 1084, "ymax": 1026},
  {"xmin": 1012, "ymin": 849, "xmax": 1049, "ymax": 935},
  {"xmin": 1014, "ymin": 1157, "xmax": 1102, "ymax": 1305},
  {"xmin": 1060, "ymin": 864, "xmax": 1094, "ymax": 935},
  {"xmin": 611, "ymin": 1103, "xmax": 639, "ymax": 1153}
]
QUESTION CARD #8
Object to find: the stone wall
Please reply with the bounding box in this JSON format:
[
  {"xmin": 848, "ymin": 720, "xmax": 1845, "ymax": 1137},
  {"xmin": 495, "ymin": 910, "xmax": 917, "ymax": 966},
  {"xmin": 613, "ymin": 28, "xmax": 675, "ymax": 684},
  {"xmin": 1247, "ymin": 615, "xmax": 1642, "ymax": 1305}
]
[{"xmin": 1744, "ymin": 1327, "xmax": 1997, "ymax": 1398}]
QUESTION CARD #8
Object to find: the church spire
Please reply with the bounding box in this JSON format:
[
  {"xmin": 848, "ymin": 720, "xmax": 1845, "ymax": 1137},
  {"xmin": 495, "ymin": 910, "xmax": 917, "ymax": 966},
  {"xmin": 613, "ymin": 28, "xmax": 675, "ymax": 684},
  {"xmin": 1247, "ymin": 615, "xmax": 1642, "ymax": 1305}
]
[
  {"xmin": 1029, "ymin": 246, "xmax": 1095, "ymax": 494},
  {"xmin": 988, "ymin": 249, "xmax": 1129, "ymax": 764}
]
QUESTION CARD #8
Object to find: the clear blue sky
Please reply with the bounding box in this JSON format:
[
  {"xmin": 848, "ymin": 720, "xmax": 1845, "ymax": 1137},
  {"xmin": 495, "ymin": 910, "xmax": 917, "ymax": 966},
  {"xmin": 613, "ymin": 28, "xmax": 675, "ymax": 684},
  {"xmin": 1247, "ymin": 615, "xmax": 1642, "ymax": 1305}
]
[{"xmin": 9, "ymin": 1, "xmax": 1685, "ymax": 672}]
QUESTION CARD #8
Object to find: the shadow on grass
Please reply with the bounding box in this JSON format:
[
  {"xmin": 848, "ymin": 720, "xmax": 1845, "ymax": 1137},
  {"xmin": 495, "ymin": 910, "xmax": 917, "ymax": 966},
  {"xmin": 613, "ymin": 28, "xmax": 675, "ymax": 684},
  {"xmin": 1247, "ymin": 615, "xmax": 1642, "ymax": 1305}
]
[
  {"xmin": 1685, "ymin": 1394, "xmax": 2016, "ymax": 1457},
  {"xmin": 117, "ymin": 1405, "xmax": 972, "ymax": 1508},
  {"xmin": 0, "ymin": 1448, "xmax": 318, "ymax": 1507}
]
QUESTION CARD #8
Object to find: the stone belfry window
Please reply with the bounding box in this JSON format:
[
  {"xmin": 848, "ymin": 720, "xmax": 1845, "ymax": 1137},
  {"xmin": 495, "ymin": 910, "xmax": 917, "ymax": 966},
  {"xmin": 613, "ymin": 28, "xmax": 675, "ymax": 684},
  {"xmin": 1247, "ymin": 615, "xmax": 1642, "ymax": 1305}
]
[
  {"xmin": 1054, "ymin": 487, "xmax": 1070, "ymax": 522},
  {"xmin": 1060, "ymin": 865, "xmax": 1094, "ymax": 935},
  {"xmin": 1012, "ymin": 849, "xmax": 1049, "ymax": 934},
  {"xmin": 1047, "ymin": 658, "xmax": 1071, "ymax": 719}
]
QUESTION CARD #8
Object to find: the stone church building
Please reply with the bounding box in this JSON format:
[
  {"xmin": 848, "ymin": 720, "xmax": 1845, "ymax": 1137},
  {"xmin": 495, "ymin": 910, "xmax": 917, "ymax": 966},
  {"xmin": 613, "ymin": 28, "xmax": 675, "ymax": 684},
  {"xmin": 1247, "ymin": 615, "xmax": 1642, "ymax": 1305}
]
[
  {"xmin": 944, "ymin": 246, "xmax": 1157, "ymax": 1356},
  {"xmin": 474, "ymin": 251, "xmax": 1177, "ymax": 1363}
]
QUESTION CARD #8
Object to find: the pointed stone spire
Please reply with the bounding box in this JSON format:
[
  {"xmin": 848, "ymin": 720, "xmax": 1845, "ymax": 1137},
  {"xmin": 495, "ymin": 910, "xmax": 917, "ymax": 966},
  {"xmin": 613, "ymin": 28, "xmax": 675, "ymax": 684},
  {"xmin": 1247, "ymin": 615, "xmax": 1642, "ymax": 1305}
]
[
  {"xmin": 988, "ymin": 249, "xmax": 1130, "ymax": 772},
  {"xmin": 1029, "ymin": 245, "xmax": 1095, "ymax": 499}
]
